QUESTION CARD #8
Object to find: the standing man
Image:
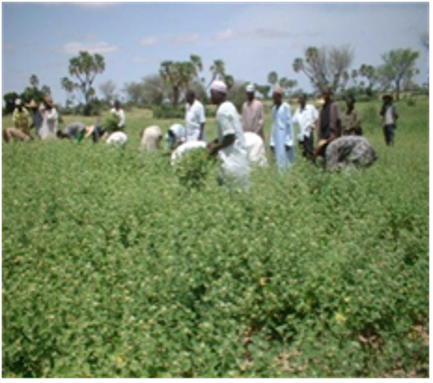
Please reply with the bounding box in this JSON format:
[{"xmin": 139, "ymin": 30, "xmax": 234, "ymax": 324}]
[
  {"xmin": 207, "ymin": 80, "xmax": 250, "ymax": 190},
  {"xmin": 314, "ymin": 88, "xmax": 341, "ymax": 158},
  {"xmin": 185, "ymin": 90, "xmax": 206, "ymax": 142},
  {"xmin": 26, "ymin": 99, "xmax": 42, "ymax": 138},
  {"xmin": 270, "ymin": 86, "xmax": 295, "ymax": 172},
  {"xmin": 380, "ymin": 94, "xmax": 398, "ymax": 147},
  {"xmin": 111, "ymin": 100, "xmax": 126, "ymax": 131},
  {"xmin": 242, "ymin": 84, "xmax": 265, "ymax": 141},
  {"xmin": 3, "ymin": 99, "xmax": 32, "ymax": 143},
  {"xmin": 292, "ymin": 94, "xmax": 318, "ymax": 161},
  {"xmin": 39, "ymin": 96, "xmax": 59, "ymax": 140},
  {"xmin": 341, "ymin": 95, "xmax": 362, "ymax": 136}
]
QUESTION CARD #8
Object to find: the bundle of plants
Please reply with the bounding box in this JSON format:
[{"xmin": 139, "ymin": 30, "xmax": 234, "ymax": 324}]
[{"xmin": 101, "ymin": 113, "xmax": 121, "ymax": 133}]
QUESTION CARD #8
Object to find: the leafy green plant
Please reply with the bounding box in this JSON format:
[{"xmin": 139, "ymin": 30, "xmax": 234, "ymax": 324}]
[
  {"xmin": 2, "ymin": 99, "xmax": 429, "ymax": 378},
  {"xmin": 174, "ymin": 147, "xmax": 215, "ymax": 190}
]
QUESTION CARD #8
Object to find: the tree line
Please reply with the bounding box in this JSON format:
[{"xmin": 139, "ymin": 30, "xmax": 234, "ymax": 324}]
[{"xmin": 3, "ymin": 44, "xmax": 425, "ymax": 116}]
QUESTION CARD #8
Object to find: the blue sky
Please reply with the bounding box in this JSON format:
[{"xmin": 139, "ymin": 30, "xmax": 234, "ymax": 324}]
[{"xmin": 2, "ymin": 2, "xmax": 429, "ymax": 105}]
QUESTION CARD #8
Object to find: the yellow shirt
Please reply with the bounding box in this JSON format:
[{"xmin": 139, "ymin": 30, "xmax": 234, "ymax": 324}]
[{"xmin": 12, "ymin": 107, "xmax": 30, "ymax": 133}]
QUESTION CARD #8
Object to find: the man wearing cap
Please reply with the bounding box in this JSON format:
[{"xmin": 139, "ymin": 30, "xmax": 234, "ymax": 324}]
[
  {"xmin": 314, "ymin": 88, "xmax": 341, "ymax": 159},
  {"xmin": 242, "ymin": 84, "xmax": 265, "ymax": 141},
  {"xmin": 185, "ymin": 90, "xmax": 206, "ymax": 142},
  {"xmin": 292, "ymin": 94, "xmax": 318, "ymax": 161},
  {"xmin": 208, "ymin": 80, "xmax": 250, "ymax": 190},
  {"xmin": 270, "ymin": 86, "xmax": 295, "ymax": 172},
  {"xmin": 3, "ymin": 99, "xmax": 32, "ymax": 143},
  {"xmin": 39, "ymin": 96, "xmax": 59, "ymax": 139},
  {"xmin": 380, "ymin": 94, "xmax": 398, "ymax": 146}
]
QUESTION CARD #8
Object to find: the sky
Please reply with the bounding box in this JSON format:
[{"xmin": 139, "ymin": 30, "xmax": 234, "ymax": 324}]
[{"xmin": 1, "ymin": 1, "xmax": 430, "ymax": 105}]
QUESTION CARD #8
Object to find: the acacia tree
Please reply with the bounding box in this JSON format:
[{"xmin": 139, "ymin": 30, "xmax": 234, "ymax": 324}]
[
  {"xmin": 67, "ymin": 51, "xmax": 105, "ymax": 105},
  {"xmin": 379, "ymin": 48, "xmax": 420, "ymax": 100},
  {"xmin": 99, "ymin": 80, "xmax": 117, "ymax": 104},
  {"xmin": 293, "ymin": 45, "xmax": 354, "ymax": 93}
]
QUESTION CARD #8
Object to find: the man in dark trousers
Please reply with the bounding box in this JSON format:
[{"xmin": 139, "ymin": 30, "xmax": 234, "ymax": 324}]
[{"xmin": 380, "ymin": 94, "xmax": 399, "ymax": 147}]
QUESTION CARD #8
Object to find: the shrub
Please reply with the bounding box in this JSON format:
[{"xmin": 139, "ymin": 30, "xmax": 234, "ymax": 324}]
[{"xmin": 152, "ymin": 104, "xmax": 184, "ymax": 119}]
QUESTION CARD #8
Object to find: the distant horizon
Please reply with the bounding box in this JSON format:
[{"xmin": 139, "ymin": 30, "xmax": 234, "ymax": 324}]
[{"xmin": 2, "ymin": 2, "xmax": 429, "ymax": 106}]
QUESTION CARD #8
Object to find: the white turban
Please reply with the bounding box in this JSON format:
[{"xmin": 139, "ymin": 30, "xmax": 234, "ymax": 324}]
[
  {"xmin": 273, "ymin": 85, "xmax": 284, "ymax": 95},
  {"xmin": 246, "ymin": 84, "xmax": 255, "ymax": 93},
  {"xmin": 15, "ymin": 98, "xmax": 22, "ymax": 106},
  {"xmin": 211, "ymin": 80, "xmax": 227, "ymax": 94}
]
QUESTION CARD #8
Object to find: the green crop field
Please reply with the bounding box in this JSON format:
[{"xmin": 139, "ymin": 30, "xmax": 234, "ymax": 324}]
[{"xmin": 2, "ymin": 97, "xmax": 429, "ymax": 377}]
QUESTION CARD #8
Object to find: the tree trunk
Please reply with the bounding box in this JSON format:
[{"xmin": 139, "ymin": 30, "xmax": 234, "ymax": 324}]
[
  {"xmin": 395, "ymin": 80, "xmax": 400, "ymax": 101},
  {"xmin": 172, "ymin": 86, "xmax": 179, "ymax": 108}
]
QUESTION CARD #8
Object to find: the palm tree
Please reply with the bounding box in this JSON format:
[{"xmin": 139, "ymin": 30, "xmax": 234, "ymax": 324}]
[
  {"xmin": 267, "ymin": 71, "xmax": 279, "ymax": 87},
  {"xmin": 30, "ymin": 74, "xmax": 39, "ymax": 89},
  {"xmin": 223, "ymin": 74, "xmax": 235, "ymax": 90},
  {"xmin": 292, "ymin": 58, "xmax": 304, "ymax": 73},
  {"xmin": 208, "ymin": 59, "xmax": 225, "ymax": 87},
  {"xmin": 190, "ymin": 54, "xmax": 203, "ymax": 78}
]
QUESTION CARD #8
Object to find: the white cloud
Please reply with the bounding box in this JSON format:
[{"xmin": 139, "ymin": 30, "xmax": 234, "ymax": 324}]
[
  {"xmin": 213, "ymin": 28, "xmax": 291, "ymax": 41},
  {"xmin": 214, "ymin": 28, "xmax": 235, "ymax": 41},
  {"xmin": 139, "ymin": 37, "xmax": 158, "ymax": 46},
  {"xmin": 171, "ymin": 33, "xmax": 199, "ymax": 45},
  {"xmin": 61, "ymin": 41, "xmax": 119, "ymax": 55}
]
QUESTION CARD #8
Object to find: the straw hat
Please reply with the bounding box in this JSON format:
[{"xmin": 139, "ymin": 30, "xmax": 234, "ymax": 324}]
[{"xmin": 84, "ymin": 125, "xmax": 95, "ymax": 138}]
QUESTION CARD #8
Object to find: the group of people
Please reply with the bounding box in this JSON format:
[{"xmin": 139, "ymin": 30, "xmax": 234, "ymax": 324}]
[
  {"xmin": 3, "ymin": 96, "xmax": 59, "ymax": 143},
  {"xmin": 3, "ymin": 97, "xmax": 129, "ymax": 146},
  {"xmin": 4, "ymin": 82, "xmax": 398, "ymax": 188}
]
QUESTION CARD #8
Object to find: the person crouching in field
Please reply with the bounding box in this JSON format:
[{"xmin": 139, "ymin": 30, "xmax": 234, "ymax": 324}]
[
  {"xmin": 325, "ymin": 135, "xmax": 378, "ymax": 171},
  {"xmin": 165, "ymin": 123, "xmax": 187, "ymax": 151},
  {"xmin": 57, "ymin": 122, "xmax": 88, "ymax": 142},
  {"xmin": 244, "ymin": 132, "xmax": 268, "ymax": 167},
  {"xmin": 3, "ymin": 99, "xmax": 32, "ymax": 143},
  {"xmin": 139, "ymin": 126, "xmax": 163, "ymax": 151},
  {"xmin": 106, "ymin": 131, "xmax": 128, "ymax": 147}
]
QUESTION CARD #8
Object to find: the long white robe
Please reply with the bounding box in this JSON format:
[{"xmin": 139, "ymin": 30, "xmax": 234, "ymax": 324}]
[{"xmin": 270, "ymin": 102, "xmax": 294, "ymax": 172}]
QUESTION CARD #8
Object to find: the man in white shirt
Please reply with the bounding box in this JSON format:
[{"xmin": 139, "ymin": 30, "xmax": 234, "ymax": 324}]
[
  {"xmin": 292, "ymin": 94, "xmax": 318, "ymax": 161},
  {"xmin": 207, "ymin": 80, "xmax": 250, "ymax": 190},
  {"xmin": 185, "ymin": 90, "xmax": 206, "ymax": 142},
  {"xmin": 110, "ymin": 100, "xmax": 126, "ymax": 131}
]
